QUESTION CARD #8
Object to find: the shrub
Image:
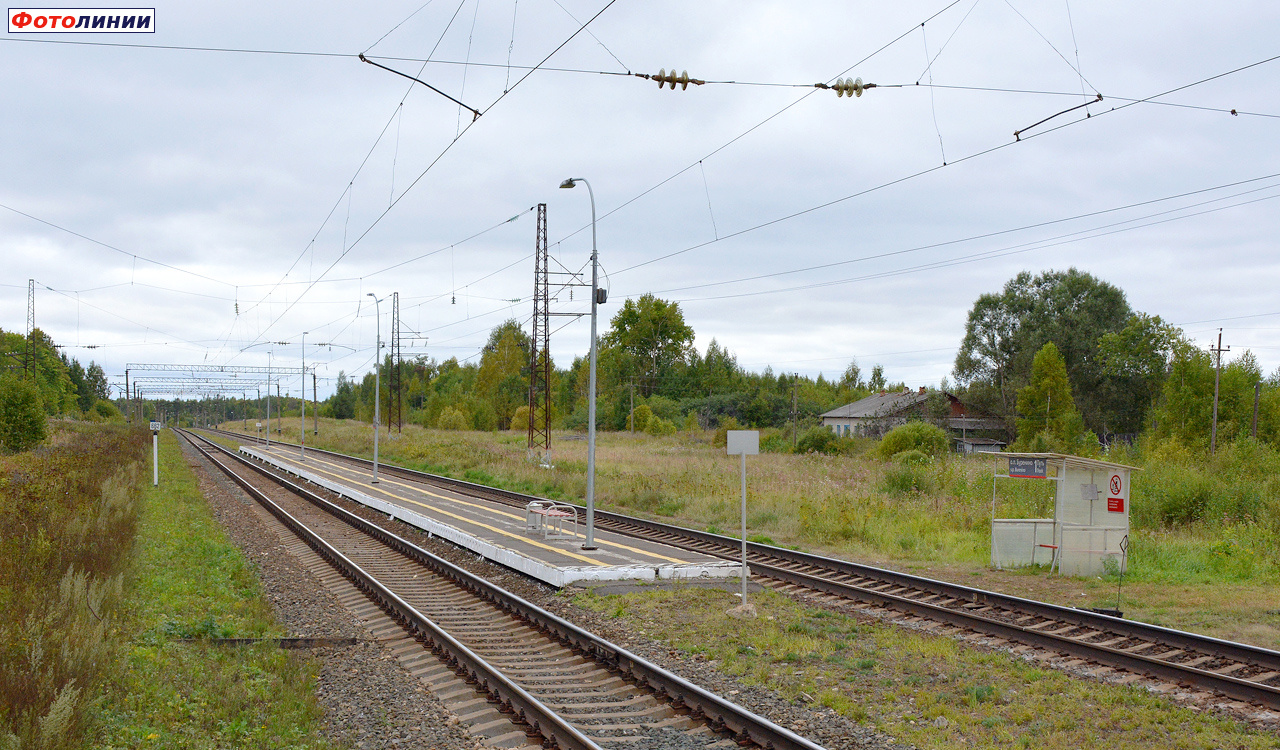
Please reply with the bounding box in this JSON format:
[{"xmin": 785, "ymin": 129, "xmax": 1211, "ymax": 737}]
[
  {"xmin": 511, "ymin": 405, "xmax": 531, "ymax": 432},
  {"xmin": 760, "ymin": 429, "xmax": 793, "ymax": 454},
  {"xmin": 796, "ymin": 426, "xmax": 852, "ymax": 455},
  {"xmin": 713, "ymin": 416, "xmax": 741, "ymax": 448},
  {"xmin": 435, "ymin": 407, "xmax": 469, "ymax": 431},
  {"xmin": 0, "ymin": 374, "xmax": 46, "ymax": 453},
  {"xmin": 629, "ymin": 404, "xmax": 654, "ymax": 432},
  {"xmin": 645, "ymin": 395, "xmax": 681, "ymax": 423},
  {"xmin": 893, "ymin": 448, "xmax": 931, "ymax": 466},
  {"xmin": 876, "ymin": 421, "xmax": 949, "ymax": 460},
  {"xmin": 645, "ymin": 416, "xmax": 676, "ymax": 437},
  {"xmin": 681, "ymin": 412, "xmax": 700, "ymax": 432}
]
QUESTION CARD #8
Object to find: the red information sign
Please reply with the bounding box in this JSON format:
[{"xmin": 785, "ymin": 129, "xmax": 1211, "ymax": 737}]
[{"xmin": 1107, "ymin": 497, "xmax": 1125, "ymax": 513}]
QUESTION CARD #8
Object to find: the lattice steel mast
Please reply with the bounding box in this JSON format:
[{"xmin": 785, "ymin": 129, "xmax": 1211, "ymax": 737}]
[
  {"xmin": 528, "ymin": 203, "xmax": 552, "ymax": 458},
  {"xmin": 25, "ymin": 279, "xmax": 35, "ymax": 379},
  {"xmin": 390, "ymin": 291, "xmax": 403, "ymax": 432}
]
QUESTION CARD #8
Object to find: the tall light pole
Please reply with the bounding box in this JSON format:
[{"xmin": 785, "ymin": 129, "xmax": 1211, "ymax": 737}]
[
  {"xmin": 367, "ymin": 293, "xmax": 383, "ymax": 484},
  {"xmin": 560, "ymin": 177, "xmax": 601, "ymax": 550},
  {"xmin": 300, "ymin": 332, "xmax": 308, "ymax": 460}
]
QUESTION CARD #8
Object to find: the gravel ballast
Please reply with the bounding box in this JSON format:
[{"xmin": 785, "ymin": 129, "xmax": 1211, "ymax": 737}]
[{"xmin": 179, "ymin": 438, "xmax": 482, "ymax": 750}]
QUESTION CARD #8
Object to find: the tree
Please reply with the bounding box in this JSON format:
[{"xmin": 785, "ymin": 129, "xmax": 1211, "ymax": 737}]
[
  {"xmin": 839, "ymin": 359, "xmax": 863, "ymax": 390},
  {"xmin": 331, "ymin": 371, "xmax": 357, "ymax": 419},
  {"xmin": 954, "ymin": 268, "xmax": 1132, "ymax": 432},
  {"xmin": 868, "ymin": 364, "xmax": 886, "ymax": 392},
  {"xmin": 1013, "ymin": 342, "xmax": 1096, "ymax": 453},
  {"xmin": 601, "ymin": 294, "xmax": 695, "ymax": 397},
  {"xmin": 1153, "ymin": 348, "xmax": 1263, "ymax": 446},
  {"xmin": 476, "ymin": 321, "xmax": 530, "ymax": 429},
  {"xmin": 1098, "ymin": 313, "xmax": 1190, "ymax": 431},
  {"xmin": 0, "ymin": 373, "xmax": 46, "ymax": 453}
]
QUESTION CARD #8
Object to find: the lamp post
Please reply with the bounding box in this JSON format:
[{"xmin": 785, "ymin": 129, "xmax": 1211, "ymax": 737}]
[
  {"xmin": 300, "ymin": 331, "xmax": 308, "ymax": 460},
  {"xmin": 367, "ymin": 293, "xmax": 383, "ymax": 484},
  {"xmin": 560, "ymin": 177, "xmax": 601, "ymax": 550}
]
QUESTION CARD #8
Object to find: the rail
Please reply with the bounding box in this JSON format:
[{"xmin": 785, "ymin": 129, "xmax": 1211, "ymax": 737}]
[{"xmin": 185, "ymin": 428, "xmax": 826, "ymax": 750}]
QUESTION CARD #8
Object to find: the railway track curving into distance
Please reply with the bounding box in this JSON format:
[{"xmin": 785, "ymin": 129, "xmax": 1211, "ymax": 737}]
[
  {"xmin": 179, "ymin": 428, "xmax": 825, "ymax": 750},
  {"xmin": 203, "ymin": 426, "xmax": 1280, "ymax": 712}
]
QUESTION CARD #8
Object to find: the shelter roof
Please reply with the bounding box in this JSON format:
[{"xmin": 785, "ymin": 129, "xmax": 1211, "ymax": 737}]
[{"xmin": 996, "ymin": 452, "xmax": 1142, "ymax": 473}]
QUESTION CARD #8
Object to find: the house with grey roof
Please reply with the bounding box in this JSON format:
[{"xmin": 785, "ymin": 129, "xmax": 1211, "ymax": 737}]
[{"xmin": 820, "ymin": 387, "xmax": 1007, "ymax": 443}]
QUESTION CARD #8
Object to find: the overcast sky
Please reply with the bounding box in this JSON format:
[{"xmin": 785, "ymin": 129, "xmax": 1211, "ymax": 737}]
[{"xmin": 3, "ymin": 0, "xmax": 1278, "ymax": 399}]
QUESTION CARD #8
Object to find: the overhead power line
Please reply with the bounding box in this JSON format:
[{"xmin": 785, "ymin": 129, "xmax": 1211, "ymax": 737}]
[
  {"xmin": 611, "ymin": 51, "xmax": 1280, "ymax": 277},
  {"xmin": 644, "ymin": 173, "xmax": 1280, "ymax": 296},
  {"xmin": 237, "ymin": 0, "xmax": 620, "ymax": 355}
]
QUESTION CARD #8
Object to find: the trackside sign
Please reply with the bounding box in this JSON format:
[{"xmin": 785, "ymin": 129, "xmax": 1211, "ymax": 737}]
[{"xmin": 8, "ymin": 8, "xmax": 154, "ymax": 32}]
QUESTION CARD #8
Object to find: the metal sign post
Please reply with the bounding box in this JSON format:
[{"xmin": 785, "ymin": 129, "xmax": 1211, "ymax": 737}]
[
  {"xmin": 149, "ymin": 421, "xmax": 162, "ymax": 486},
  {"xmin": 726, "ymin": 430, "xmax": 759, "ymax": 617}
]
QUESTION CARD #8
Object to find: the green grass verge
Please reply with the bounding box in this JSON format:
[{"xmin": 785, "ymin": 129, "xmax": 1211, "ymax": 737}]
[
  {"xmin": 90, "ymin": 431, "xmax": 333, "ymax": 749},
  {"xmin": 576, "ymin": 586, "xmax": 1273, "ymax": 750}
]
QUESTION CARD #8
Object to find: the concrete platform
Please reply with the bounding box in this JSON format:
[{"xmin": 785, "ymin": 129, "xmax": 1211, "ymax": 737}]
[{"xmin": 240, "ymin": 444, "xmax": 740, "ymax": 588}]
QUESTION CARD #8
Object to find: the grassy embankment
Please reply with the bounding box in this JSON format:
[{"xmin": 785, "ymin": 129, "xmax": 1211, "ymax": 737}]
[
  {"xmin": 575, "ymin": 585, "xmax": 1274, "ymax": 750},
  {"xmin": 0, "ymin": 424, "xmax": 332, "ymax": 749},
  {"xmin": 220, "ymin": 418, "xmax": 1280, "ymax": 648}
]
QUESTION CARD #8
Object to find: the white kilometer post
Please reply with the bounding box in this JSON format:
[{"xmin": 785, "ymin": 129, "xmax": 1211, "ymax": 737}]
[{"xmin": 150, "ymin": 421, "xmax": 162, "ymax": 486}]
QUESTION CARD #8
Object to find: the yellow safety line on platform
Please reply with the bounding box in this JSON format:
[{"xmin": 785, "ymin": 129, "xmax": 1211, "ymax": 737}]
[
  {"xmin": 269, "ymin": 447, "xmax": 688, "ymax": 565},
  {"xmin": 272, "ymin": 451, "xmax": 605, "ymax": 566}
]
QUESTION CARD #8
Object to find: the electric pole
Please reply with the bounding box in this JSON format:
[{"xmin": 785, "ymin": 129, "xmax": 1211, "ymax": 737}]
[
  {"xmin": 1210, "ymin": 329, "xmax": 1229, "ymax": 454},
  {"xmin": 1254, "ymin": 382, "xmax": 1262, "ymax": 439},
  {"xmin": 24, "ymin": 279, "xmax": 35, "ymax": 380},
  {"xmin": 792, "ymin": 373, "xmax": 799, "ymax": 447},
  {"xmin": 390, "ymin": 292, "xmax": 402, "ymax": 433},
  {"xmin": 527, "ymin": 203, "xmax": 552, "ymax": 459}
]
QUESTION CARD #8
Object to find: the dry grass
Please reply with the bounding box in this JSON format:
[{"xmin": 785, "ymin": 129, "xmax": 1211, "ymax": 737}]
[
  {"xmin": 0, "ymin": 423, "xmax": 146, "ymax": 749},
  {"xmin": 218, "ymin": 419, "xmax": 1280, "ymax": 647},
  {"xmin": 576, "ymin": 586, "xmax": 1275, "ymax": 750}
]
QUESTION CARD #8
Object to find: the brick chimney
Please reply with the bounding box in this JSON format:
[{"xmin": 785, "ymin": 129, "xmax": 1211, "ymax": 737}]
[{"xmin": 918, "ymin": 386, "xmax": 926, "ymax": 395}]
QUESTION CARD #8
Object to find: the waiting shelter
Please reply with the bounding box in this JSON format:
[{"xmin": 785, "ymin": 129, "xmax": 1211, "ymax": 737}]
[{"xmin": 990, "ymin": 453, "xmax": 1139, "ymax": 576}]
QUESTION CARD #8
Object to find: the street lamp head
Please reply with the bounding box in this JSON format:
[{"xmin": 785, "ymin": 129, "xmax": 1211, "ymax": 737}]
[
  {"xmin": 366, "ymin": 292, "xmax": 375, "ymax": 298},
  {"xmin": 559, "ymin": 178, "xmax": 576, "ymax": 189}
]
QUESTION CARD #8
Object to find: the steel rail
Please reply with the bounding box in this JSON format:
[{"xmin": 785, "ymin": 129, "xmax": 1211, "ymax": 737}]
[
  {"xmin": 200, "ymin": 427, "xmax": 1280, "ymax": 708},
  {"xmin": 185, "ymin": 429, "xmax": 825, "ymax": 750},
  {"xmin": 178, "ymin": 430, "xmax": 601, "ymax": 750}
]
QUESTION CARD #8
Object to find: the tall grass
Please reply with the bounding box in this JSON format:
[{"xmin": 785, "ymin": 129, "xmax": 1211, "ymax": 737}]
[
  {"xmin": 221, "ymin": 419, "xmax": 1280, "ymax": 584},
  {"xmin": 0, "ymin": 424, "xmax": 145, "ymax": 749}
]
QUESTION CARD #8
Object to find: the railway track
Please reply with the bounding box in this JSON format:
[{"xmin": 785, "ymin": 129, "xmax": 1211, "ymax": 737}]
[
  {"xmin": 179, "ymin": 429, "xmax": 824, "ymax": 750},
  {"xmin": 205, "ymin": 426, "xmax": 1280, "ymax": 712}
]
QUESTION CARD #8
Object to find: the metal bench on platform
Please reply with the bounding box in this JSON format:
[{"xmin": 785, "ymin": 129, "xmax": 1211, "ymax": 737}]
[{"xmin": 524, "ymin": 501, "xmax": 578, "ymax": 541}]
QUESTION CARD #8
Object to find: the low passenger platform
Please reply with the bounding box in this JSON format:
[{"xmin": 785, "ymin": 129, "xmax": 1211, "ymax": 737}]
[{"xmin": 239, "ymin": 443, "xmax": 740, "ymax": 588}]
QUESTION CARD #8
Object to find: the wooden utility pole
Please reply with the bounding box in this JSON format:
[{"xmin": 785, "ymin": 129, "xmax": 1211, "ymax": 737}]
[
  {"xmin": 791, "ymin": 374, "xmax": 799, "ymax": 447},
  {"xmin": 629, "ymin": 379, "xmax": 635, "ymax": 433},
  {"xmin": 1210, "ymin": 329, "xmax": 1229, "ymax": 454},
  {"xmin": 1254, "ymin": 382, "xmax": 1262, "ymax": 439}
]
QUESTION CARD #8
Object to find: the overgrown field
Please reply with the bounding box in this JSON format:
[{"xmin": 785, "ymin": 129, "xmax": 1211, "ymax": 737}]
[
  {"xmin": 0, "ymin": 424, "xmax": 331, "ymax": 749},
  {"xmin": 0, "ymin": 423, "xmax": 145, "ymax": 748},
  {"xmin": 222, "ymin": 419, "xmax": 1280, "ymax": 647}
]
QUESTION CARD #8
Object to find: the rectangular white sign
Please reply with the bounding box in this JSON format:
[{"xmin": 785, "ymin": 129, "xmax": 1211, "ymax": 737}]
[
  {"xmin": 149, "ymin": 421, "xmax": 162, "ymax": 431},
  {"xmin": 726, "ymin": 430, "xmax": 759, "ymax": 456}
]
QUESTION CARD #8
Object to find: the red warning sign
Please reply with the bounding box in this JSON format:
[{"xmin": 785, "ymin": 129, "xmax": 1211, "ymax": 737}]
[
  {"xmin": 1109, "ymin": 474, "xmax": 1122, "ymax": 495},
  {"xmin": 1107, "ymin": 496, "xmax": 1124, "ymax": 513}
]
